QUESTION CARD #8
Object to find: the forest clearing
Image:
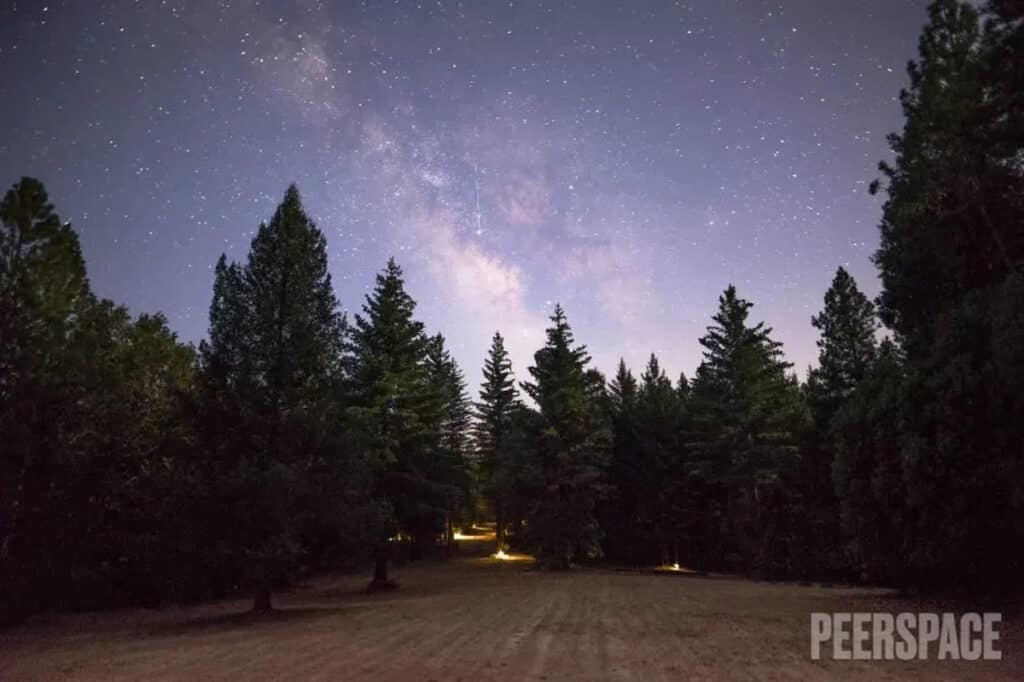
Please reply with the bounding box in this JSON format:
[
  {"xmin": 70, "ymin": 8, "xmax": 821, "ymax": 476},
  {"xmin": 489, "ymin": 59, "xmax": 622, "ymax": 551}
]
[
  {"xmin": 2, "ymin": 1, "xmax": 1023, "ymax": 679},
  {"xmin": 2, "ymin": 536, "xmax": 1020, "ymax": 681}
]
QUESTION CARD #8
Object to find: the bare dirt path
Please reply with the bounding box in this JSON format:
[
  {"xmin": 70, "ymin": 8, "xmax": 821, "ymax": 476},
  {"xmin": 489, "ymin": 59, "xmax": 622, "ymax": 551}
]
[{"xmin": 1, "ymin": 543, "xmax": 1019, "ymax": 680}]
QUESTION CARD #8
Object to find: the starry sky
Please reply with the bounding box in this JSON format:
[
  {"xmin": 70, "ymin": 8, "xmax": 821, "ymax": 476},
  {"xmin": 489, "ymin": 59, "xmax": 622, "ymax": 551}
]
[{"xmin": 0, "ymin": 0, "xmax": 932, "ymax": 383}]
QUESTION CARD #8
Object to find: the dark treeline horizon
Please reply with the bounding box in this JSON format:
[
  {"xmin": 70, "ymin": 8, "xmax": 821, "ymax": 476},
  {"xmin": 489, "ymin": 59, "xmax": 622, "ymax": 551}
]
[{"xmin": 1, "ymin": 0, "xmax": 1022, "ymax": 625}]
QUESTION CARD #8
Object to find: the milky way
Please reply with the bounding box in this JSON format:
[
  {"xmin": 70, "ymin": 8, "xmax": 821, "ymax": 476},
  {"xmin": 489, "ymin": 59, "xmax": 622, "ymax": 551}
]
[{"xmin": 0, "ymin": 0, "xmax": 930, "ymax": 381}]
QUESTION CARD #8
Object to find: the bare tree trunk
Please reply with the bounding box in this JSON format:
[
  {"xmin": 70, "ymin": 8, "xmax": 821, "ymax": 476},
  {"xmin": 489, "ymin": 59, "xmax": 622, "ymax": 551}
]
[
  {"xmin": 0, "ymin": 450, "xmax": 30, "ymax": 561},
  {"xmin": 252, "ymin": 583, "xmax": 272, "ymax": 613},
  {"xmin": 368, "ymin": 544, "xmax": 391, "ymax": 590},
  {"xmin": 495, "ymin": 502, "xmax": 505, "ymax": 554}
]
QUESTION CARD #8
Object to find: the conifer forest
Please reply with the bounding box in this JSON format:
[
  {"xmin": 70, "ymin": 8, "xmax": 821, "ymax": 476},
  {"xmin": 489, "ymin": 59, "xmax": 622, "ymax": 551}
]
[{"xmin": 0, "ymin": 1, "xmax": 1022, "ymax": 679}]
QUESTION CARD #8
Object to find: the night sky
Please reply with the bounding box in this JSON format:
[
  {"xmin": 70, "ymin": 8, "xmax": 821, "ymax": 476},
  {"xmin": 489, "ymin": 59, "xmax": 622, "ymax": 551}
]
[{"xmin": 0, "ymin": 0, "xmax": 931, "ymax": 382}]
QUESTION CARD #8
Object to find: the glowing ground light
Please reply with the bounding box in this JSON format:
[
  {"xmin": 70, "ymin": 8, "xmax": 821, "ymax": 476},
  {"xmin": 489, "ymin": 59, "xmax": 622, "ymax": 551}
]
[
  {"xmin": 672, "ymin": 563, "xmax": 680, "ymax": 570},
  {"xmin": 453, "ymin": 527, "xmax": 496, "ymax": 541},
  {"xmin": 494, "ymin": 549, "xmax": 510, "ymax": 560}
]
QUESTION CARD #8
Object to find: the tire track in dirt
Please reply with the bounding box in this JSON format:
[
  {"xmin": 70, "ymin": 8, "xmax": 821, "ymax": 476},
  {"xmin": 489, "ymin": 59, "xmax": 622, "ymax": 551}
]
[
  {"xmin": 524, "ymin": 577, "xmax": 570, "ymax": 679},
  {"xmin": 2, "ymin": 561, "xmax": 1021, "ymax": 681}
]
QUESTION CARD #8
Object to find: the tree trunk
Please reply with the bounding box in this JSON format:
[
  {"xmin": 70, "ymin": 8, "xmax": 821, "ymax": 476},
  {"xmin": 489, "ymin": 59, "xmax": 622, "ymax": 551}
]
[
  {"xmin": 495, "ymin": 503, "xmax": 505, "ymax": 554},
  {"xmin": 0, "ymin": 450, "xmax": 31, "ymax": 561},
  {"xmin": 369, "ymin": 544, "xmax": 390, "ymax": 589},
  {"xmin": 252, "ymin": 583, "xmax": 272, "ymax": 613}
]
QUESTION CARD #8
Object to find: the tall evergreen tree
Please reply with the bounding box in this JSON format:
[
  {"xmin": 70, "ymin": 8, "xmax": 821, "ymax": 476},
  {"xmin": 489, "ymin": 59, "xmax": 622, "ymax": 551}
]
[
  {"xmin": 636, "ymin": 355, "xmax": 684, "ymax": 564},
  {"xmin": 0, "ymin": 178, "xmax": 91, "ymax": 568},
  {"xmin": 798, "ymin": 268, "xmax": 878, "ymax": 578},
  {"xmin": 347, "ymin": 258, "xmax": 451, "ymax": 586},
  {"xmin": 602, "ymin": 359, "xmax": 640, "ymax": 561},
  {"xmin": 675, "ymin": 371, "xmax": 690, "ymax": 402},
  {"xmin": 800, "ymin": 268, "xmax": 877, "ymax": 572},
  {"xmin": 608, "ymin": 359, "xmax": 639, "ymax": 414},
  {"xmin": 807, "ymin": 267, "xmax": 878, "ymax": 425},
  {"xmin": 425, "ymin": 333, "xmax": 473, "ymax": 544},
  {"xmin": 872, "ymin": 0, "xmax": 1021, "ymax": 352},
  {"xmin": 858, "ymin": 0, "xmax": 1024, "ymax": 593},
  {"xmin": 426, "ymin": 334, "xmax": 472, "ymax": 459},
  {"xmin": 498, "ymin": 402, "xmax": 544, "ymax": 551},
  {"xmin": 521, "ymin": 305, "xmax": 610, "ymax": 567},
  {"xmin": 0, "ymin": 178, "xmax": 96, "ymax": 621},
  {"xmin": 1, "ymin": 179, "xmax": 201, "ymax": 622},
  {"xmin": 198, "ymin": 184, "xmax": 346, "ymax": 611},
  {"xmin": 605, "ymin": 354, "xmax": 685, "ymax": 565},
  {"xmin": 687, "ymin": 285, "xmax": 808, "ymax": 574},
  {"xmin": 474, "ymin": 331, "xmax": 519, "ymax": 553},
  {"xmin": 831, "ymin": 339, "xmax": 908, "ymax": 585}
]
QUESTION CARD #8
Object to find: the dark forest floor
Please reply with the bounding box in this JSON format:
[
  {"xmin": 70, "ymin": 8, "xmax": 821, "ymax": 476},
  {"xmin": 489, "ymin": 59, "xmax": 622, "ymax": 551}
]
[{"xmin": 1, "ymin": 538, "xmax": 1020, "ymax": 681}]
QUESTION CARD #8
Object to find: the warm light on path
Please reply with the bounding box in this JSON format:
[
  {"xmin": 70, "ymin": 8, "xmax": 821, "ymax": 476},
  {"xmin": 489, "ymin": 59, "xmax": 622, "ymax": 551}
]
[
  {"xmin": 453, "ymin": 525, "xmax": 496, "ymax": 542},
  {"xmin": 655, "ymin": 563, "xmax": 698, "ymax": 574},
  {"xmin": 488, "ymin": 550, "xmax": 533, "ymax": 563}
]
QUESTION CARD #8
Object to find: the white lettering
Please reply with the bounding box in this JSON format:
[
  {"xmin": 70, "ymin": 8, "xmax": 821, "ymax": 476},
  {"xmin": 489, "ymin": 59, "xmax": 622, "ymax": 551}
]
[{"xmin": 810, "ymin": 613, "xmax": 831, "ymax": 660}]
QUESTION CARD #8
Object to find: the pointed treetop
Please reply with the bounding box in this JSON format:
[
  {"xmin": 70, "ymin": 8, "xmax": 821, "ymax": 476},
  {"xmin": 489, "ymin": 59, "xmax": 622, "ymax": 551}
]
[
  {"xmin": 543, "ymin": 303, "xmax": 582, "ymax": 350},
  {"xmin": 609, "ymin": 358, "xmax": 638, "ymax": 413},
  {"xmin": 675, "ymin": 372, "xmax": 690, "ymax": 400},
  {"xmin": 265, "ymin": 182, "xmax": 312, "ymax": 229},
  {"xmin": 614, "ymin": 358, "xmax": 634, "ymax": 386},
  {"xmin": 696, "ymin": 284, "xmax": 790, "ymax": 383},
  {"xmin": 808, "ymin": 266, "xmax": 878, "ymax": 409},
  {"xmin": 475, "ymin": 327, "xmax": 520, "ymax": 460},
  {"xmin": 642, "ymin": 353, "xmax": 664, "ymax": 383}
]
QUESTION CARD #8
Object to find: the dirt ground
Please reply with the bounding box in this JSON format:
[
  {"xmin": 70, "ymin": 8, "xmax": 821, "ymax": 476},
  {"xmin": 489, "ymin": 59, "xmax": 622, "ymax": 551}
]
[{"xmin": 1, "ymin": 539, "xmax": 1020, "ymax": 681}]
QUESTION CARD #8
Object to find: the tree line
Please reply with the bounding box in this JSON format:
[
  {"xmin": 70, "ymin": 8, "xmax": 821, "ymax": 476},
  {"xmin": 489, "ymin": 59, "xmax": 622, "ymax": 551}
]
[{"xmin": 1, "ymin": 0, "xmax": 1021, "ymax": 624}]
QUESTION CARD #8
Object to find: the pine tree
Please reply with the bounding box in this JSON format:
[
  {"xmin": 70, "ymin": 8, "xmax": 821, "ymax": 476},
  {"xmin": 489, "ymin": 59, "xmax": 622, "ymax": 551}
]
[
  {"xmin": 663, "ymin": 369, "xmax": 696, "ymax": 565},
  {"xmin": 604, "ymin": 354, "xmax": 686, "ymax": 565},
  {"xmin": 795, "ymin": 268, "xmax": 877, "ymax": 577},
  {"xmin": 602, "ymin": 359, "xmax": 639, "ymax": 561},
  {"xmin": 499, "ymin": 402, "xmax": 544, "ymax": 550},
  {"xmin": 347, "ymin": 258, "xmax": 450, "ymax": 586},
  {"xmin": 425, "ymin": 333, "xmax": 473, "ymax": 544},
  {"xmin": 474, "ymin": 331, "xmax": 519, "ymax": 553},
  {"xmin": 872, "ymin": 0, "xmax": 1021, "ymax": 353},
  {"xmin": 636, "ymin": 355, "xmax": 683, "ymax": 563},
  {"xmin": 198, "ymin": 184, "xmax": 346, "ymax": 611},
  {"xmin": 807, "ymin": 267, "xmax": 878, "ymax": 424},
  {"xmin": 687, "ymin": 285, "xmax": 807, "ymax": 574},
  {"xmin": 0, "ymin": 177, "xmax": 92, "ymax": 436},
  {"xmin": 608, "ymin": 359, "xmax": 638, "ymax": 414},
  {"xmin": 831, "ymin": 339, "xmax": 907, "ymax": 585},
  {"xmin": 0, "ymin": 178, "xmax": 95, "ymax": 621},
  {"xmin": 426, "ymin": 335, "xmax": 472, "ymax": 458},
  {"xmin": 1, "ymin": 179, "xmax": 200, "ymax": 622},
  {"xmin": 521, "ymin": 305, "xmax": 610, "ymax": 567},
  {"xmin": 675, "ymin": 371, "xmax": 690, "ymax": 402},
  {"xmin": 859, "ymin": 0, "xmax": 1024, "ymax": 592}
]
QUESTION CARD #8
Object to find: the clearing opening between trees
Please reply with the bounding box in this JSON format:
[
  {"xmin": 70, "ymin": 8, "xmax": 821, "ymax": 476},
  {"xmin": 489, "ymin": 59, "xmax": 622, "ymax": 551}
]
[{"xmin": 2, "ymin": 536, "xmax": 1020, "ymax": 681}]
